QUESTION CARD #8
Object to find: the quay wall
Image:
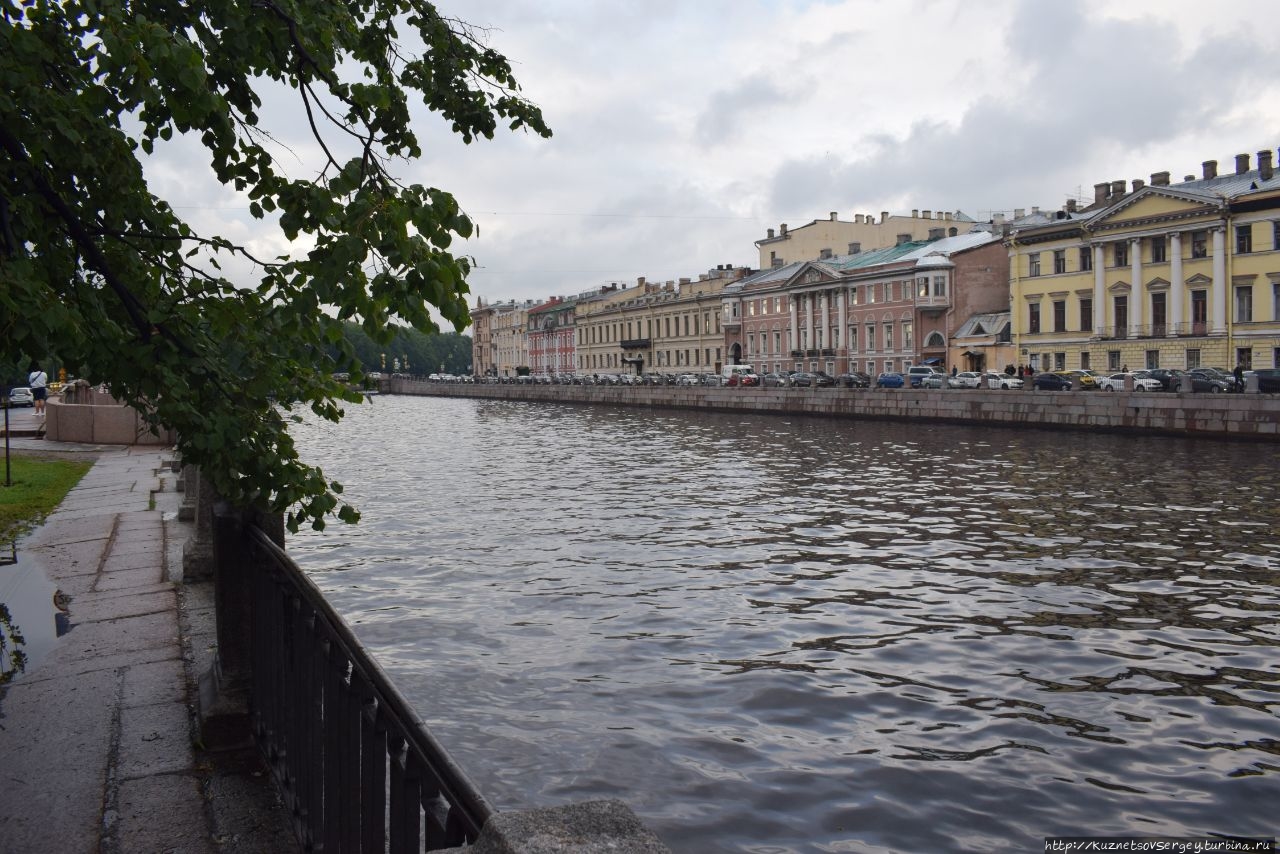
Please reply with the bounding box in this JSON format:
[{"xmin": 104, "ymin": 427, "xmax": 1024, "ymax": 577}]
[{"xmin": 387, "ymin": 378, "xmax": 1280, "ymax": 441}]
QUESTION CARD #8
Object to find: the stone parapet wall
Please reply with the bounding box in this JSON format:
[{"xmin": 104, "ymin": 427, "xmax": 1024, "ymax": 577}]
[
  {"xmin": 389, "ymin": 378, "xmax": 1280, "ymax": 440},
  {"xmin": 45, "ymin": 395, "xmax": 177, "ymax": 445}
]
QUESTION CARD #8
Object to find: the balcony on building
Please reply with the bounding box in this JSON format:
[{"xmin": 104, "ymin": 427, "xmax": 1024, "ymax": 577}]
[
  {"xmin": 620, "ymin": 338, "xmax": 652, "ymax": 350},
  {"xmin": 915, "ymin": 294, "xmax": 951, "ymax": 311}
]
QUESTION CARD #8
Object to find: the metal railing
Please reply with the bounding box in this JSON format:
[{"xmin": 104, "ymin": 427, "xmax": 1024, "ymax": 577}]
[{"xmin": 247, "ymin": 525, "xmax": 494, "ymax": 852}]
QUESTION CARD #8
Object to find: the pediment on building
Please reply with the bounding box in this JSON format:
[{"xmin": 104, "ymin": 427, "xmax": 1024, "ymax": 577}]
[
  {"xmin": 785, "ymin": 261, "xmax": 840, "ymax": 289},
  {"xmin": 1145, "ymin": 277, "xmax": 1171, "ymax": 291},
  {"xmin": 1087, "ymin": 186, "xmax": 1223, "ymax": 233},
  {"xmin": 1185, "ymin": 273, "xmax": 1212, "ymax": 286},
  {"xmin": 1108, "ymin": 280, "xmax": 1131, "ymax": 294}
]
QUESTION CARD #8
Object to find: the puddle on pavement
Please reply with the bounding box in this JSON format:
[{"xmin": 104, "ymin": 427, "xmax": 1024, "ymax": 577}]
[{"xmin": 0, "ymin": 541, "xmax": 71, "ymax": 686}]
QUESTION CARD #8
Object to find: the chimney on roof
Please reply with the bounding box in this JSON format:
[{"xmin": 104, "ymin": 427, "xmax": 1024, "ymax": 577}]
[
  {"xmin": 1132, "ymin": 179, "xmax": 1144, "ymax": 192},
  {"xmin": 1014, "ymin": 208, "xmax": 1025, "ymax": 219},
  {"xmin": 679, "ymin": 277, "xmax": 690, "ymax": 285},
  {"xmin": 766, "ymin": 228, "xmax": 775, "ymax": 239},
  {"xmin": 1152, "ymin": 171, "xmax": 1171, "ymax": 186},
  {"xmin": 923, "ymin": 210, "xmax": 932, "ymax": 219},
  {"xmin": 1094, "ymin": 182, "xmax": 1109, "ymax": 203},
  {"xmin": 848, "ymin": 242, "xmax": 861, "ymax": 254},
  {"xmin": 1031, "ymin": 206, "xmax": 1040, "ymax": 215},
  {"xmin": 819, "ymin": 248, "xmax": 833, "ymax": 259},
  {"xmin": 854, "ymin": 214, "xmax": 864, "ymax": 224},
  {"xmin": 780, "ymin": 223, "xmax": 788, "ymax": 236},
  {"xmin": 944, "ymin": 212, "xmax": 952, "ymax": 221},
  {"xmin": 1203, "ymin": 160, "xmax": 1217, "ymax": 180},
  {"xmin": 1260, "ymin": 150, "xmax": 1275, "ymax": 181},
  {"xmin": 1110, "ymin": 179, "xmax": 1126, "ymax": 197},
  {"xmin": 1066, "ymin": 198, "xmax": 1078, "ymax": 213},
  {"xmin": 637, "ymin": 276, "xmax": 646, "ymax": 288},
  {"xmin": 912, "ymin": 209, "xmax": 919, "ymax": 218},
  {"xmin": 1236, "ymin": 153, "xmax": 1251, "ymax": 175},
  {"xmin": 881, "ymin": 211, "xmax": 889, "ymax": 223},
  {"xmin": 830, "ymin": 211, "xmax": 838, "ymax": 221}
]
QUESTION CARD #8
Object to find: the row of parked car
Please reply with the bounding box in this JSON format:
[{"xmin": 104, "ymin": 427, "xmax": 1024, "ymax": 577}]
[{"xmin": 437, "ymin": 366, "xmax": 1280, "ymax": 393}]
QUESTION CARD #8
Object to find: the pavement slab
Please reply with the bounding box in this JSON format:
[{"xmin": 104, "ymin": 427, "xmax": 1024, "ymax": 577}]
[{"xmin": 0, "ymin": 447, "xmax": 295, "ymax": 852}]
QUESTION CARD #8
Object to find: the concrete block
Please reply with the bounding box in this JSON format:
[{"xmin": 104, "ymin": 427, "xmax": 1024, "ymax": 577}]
[
  {"xmin": 114, "ymin": 774, "xmax": 217, "ymax": 854},
  {"xmin": 117, "ymin": 701, "xmax": 196, "ymax": 778}
]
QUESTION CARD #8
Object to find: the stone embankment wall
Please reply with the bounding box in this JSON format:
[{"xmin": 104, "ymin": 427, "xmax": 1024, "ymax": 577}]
[
  {"xmin": 388, "ymin": 378, "xmax": 1280, "ymax": 440},
  {"xmin": 45, "ymin": 386, "xmax": 177, "ymax": 445}
]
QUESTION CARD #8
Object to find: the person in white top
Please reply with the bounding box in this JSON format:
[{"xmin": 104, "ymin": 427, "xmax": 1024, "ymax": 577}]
[{"xmin": 28, "ymin": 363, "xmax": 48, "ymax": 415}]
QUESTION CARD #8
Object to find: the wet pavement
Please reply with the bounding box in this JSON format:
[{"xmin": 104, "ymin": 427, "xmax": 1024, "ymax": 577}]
[{"xmin": 0, "ymin": 442, "xmax": 296, "ymax": 853}]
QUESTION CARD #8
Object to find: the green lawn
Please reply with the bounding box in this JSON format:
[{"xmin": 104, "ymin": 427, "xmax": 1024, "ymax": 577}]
[{"xmin": 0, "ymin": 456, "xmax": 93, "ymax": 540}]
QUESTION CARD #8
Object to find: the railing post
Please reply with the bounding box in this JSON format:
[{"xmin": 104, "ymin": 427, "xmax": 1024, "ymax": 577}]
[{"xmin": 198, "ymin": 501, "xmax": 283, "ymax": 750}]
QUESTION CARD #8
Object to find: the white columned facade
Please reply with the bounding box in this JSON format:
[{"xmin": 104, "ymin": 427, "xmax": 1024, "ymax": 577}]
[
  {"xmin": 819, "ymin": 291, "xmax": 828, "ymax": 349},
  {"xmin": 1211, "ymin": 227, "xmax": 1227, "ymax": 335},
  {"xmin": 836, "ymin": 289, "xmax": 847, "ymax": 349},
  {"xmin": 806, "ymin": 293, "xmax": 815, "ymax": 350},
  {"xmin": 1129, "ymin": 238, "xmax": 1143, "ymax": 337},
  {"xmin": 1093, "ymin": 244, "xmax": 1105, "ymax": 332},
  {"xmin": 789, "ymin": 297, "xmax": 799, "ymax": 352},
  {"xmin": 1169, "ymin": 232, "xmax": 1183, "ymax": 336}
]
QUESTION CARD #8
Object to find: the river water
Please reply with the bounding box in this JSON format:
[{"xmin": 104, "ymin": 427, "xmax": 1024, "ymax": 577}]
[{"xmin": 289, "ymin": 394, "xmax": 1279, "ymax": 853}]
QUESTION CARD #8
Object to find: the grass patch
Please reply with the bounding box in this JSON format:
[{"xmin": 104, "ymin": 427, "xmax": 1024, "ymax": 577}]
[{"xmin": 0, "ymin": 456, "xmax": 94, "ymax": 540}]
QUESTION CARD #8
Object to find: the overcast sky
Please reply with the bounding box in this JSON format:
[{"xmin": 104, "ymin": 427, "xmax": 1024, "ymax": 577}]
[{"xmin": 150, "ymin": 0, "xmax": 1280, "ymax": 319}]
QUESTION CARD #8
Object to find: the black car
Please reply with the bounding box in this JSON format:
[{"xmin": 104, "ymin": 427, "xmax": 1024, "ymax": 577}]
[
  {"xmin": 1190, "ymin": 367, "xmax": 1241, "ymax": 392},
  {"xmin": 1144, "ymin": 368, "xmax": 1187, "ymax": 391},
  {"xmin": 836, "ymin": 372, "xmax": 871, "ymax": 388},
  {"xmin": 1250, "ymin": 368, "xmax": 1280, "ymax": 393},
  {"xmin": 811, "ymin": 371, "xmax": 836, "ymax": 388},
  {"xmin": 1031, "ymin": 373, "xmax": 1073, "ymax": 391}
]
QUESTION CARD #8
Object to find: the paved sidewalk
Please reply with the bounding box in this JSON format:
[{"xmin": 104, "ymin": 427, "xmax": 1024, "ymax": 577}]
[{"xmin": 0, "ymin": 446, "xmax": 295, "ymax": 853}]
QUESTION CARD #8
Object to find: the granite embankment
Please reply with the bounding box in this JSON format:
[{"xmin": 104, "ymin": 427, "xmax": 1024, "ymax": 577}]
[{"xmin": 388, "ymin": 378, "xmax": 1280, "ymax": 440}]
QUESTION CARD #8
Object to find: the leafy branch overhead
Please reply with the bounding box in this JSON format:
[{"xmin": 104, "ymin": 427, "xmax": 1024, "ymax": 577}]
[{"xmin": 0, "ymin": 0, "xmax": 550, "ymax": 530}]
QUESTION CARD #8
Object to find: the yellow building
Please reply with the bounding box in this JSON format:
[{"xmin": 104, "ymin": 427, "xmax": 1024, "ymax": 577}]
[
  {"xmin": 755, "ymin": 209, "xmax": 976, "ymax": 270},
  {"xmin": 1007, "ymin": 151, "xmax": 1280, "ymax": 373}
]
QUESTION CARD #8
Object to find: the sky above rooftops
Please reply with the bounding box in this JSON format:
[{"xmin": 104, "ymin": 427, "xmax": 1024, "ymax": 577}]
[{"xmin": 144, "ymin": 0, "xmax": 1280, "ymax": 318}]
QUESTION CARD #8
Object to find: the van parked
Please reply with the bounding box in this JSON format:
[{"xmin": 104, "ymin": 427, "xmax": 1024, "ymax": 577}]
[{"xmin": 906, "ymin": 366, "xmax": 945, "ymax": 388}]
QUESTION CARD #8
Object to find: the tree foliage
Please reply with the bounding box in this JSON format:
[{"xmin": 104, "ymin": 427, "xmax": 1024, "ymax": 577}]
[
  {"xmin": 332, "ymin": 323, "xmax": 471, "ymax": 376},
  {"xmin": 0, "ymin": 0, "xmax": 549, "ymax": 530}
]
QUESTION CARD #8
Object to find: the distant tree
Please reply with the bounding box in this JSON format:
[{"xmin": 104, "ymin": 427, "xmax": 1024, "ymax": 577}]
[
  {"xmin": 0, "ymin": 1, "xmax": 549, "ymax": 529},
  {"xmin": 328, "ymin": 322, "xmax": 470, "ymax": 376}
]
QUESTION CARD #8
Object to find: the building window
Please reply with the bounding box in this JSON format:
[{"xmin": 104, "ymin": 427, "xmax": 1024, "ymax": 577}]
[
  {"xmin": 1151, "ymin": 236, "xmax": 1167, "ymax": 263},
  {"xmin": 1108, "ymin": 350, "xmax": 1120, "ymax": 371},
  {"xmin": 1236, "ymin": 224, "xmax": 1253, "ymax": 254},
  {"xmin": 1191, "ymin": 290, "xmax": 1207, "ymax": 334},
  {"xmin": 1053, "ymin": 300, "xmax": 1066, "ymax": 332},
  {"xmin": 1028, "ymin": 303, "xmax": 1041, "ymax": 334},
  {"xmin": 1114, "ymin": 296, "xmax": 1128, "ymax": 336},
  {"xmin": 1054, "ymin": 353, "xmax": 1066, "ymax": 371},
  {"xmin": 1236, "ymin": 285, "xmax": 1253, "ymax": 322},
  {"xmin": 902, "ymin": 321, "xmax": 913, "ymax": 350},
  {"xmin": 1151, "ymin": 292, "xmax": 1166, "ymax": 336},
  {"xmin": 934, "ymin": 275, "xmax": 946, "ymax": 296},
  {"xmin": 1080, "ymin": 352, "xmax": 1091, "ymax": 369},
  {"xmin": 1029, "ymin": 253, "xmax": 1041, "ymax": 277},
  {"xmin": 1273, "ymin": 221, "xmax": 1280, "ymax": 251},
  {"xmin": 1274, "ymin": 282, "xmax": 1280, "ymax": 321},
  {"xmin": 883, "ymin": 323, "xmax": 893, "ymax": 350},
  {"xmin": 1080, "ymin": 298, "xmax": 1093, "ymax": 332},
  {"xmin": 774, "ymin": 331, "xmax": 781, "ymax": 354},
  {"xmin": 848, "ymin": 326, "xmax": 858, "ymax": 353},
  {"xmin": 1145, "ymin": 349, "xmax": 1160, "ymax": 370},
  {"xmin": 1114, "ymin": 242, "xmax": 1128, "ymax": 267},
  {"xmin": 1191, "ymin": 231, "xmax": 1208, "ymax": 258},
  {"xmin": 1185, "ymin": 348, "xmax": 1201, "ymax": 369},
  {"xmin": 1080, "ymin": 247, "xmax": 1093, "ymax": 271},
  {"xmin": 1053, "ymin": 250, "xmax": 1066, "ymax": 274},
  {"xmin": 917, "ymin": 278, "xmax": 929, "ymax": 299}
]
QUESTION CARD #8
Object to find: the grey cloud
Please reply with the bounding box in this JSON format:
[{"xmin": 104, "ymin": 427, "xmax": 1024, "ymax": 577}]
[{"xmin": 696, "ymin": 73, "xmax": 797, "ymax": 145}]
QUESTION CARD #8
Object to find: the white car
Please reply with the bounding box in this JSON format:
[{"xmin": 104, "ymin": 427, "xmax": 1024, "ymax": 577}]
[
  {"xmin": 1097, "ymin": 372, "xmax": 1161, "ymax": 392},
  {"xmin": 982, "ymin": 372, "xmax": 1023, "ymax": 390},
  {"xmin": 951, "ymin": 371, "xmax": 983, "ymax": 389},
  {"xmin": 6, "ymin": 386, "xmax": 34, "ymax": 407}
]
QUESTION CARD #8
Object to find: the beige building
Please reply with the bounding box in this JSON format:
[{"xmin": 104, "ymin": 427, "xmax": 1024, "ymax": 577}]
[
  {"xmin": 576, "ymin": 267, "xmax": 749, "ymax": 375},
  {"xmin": 470, "ymin": 299, "xmax": 538, "ymax": 376},
  {"xmin": 755, "ymin": 209, "xmax": 977, "ymax": 270},
  {"xmin": 469, "ymin": 298, "xmax": 495, "ymax": 377}
]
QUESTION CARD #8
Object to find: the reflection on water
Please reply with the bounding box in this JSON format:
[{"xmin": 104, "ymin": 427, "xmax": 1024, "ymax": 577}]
[
  {"xmin": 0, "ymin": 541, "xmax": 69, "ymax": 687},
  {"xmin": 291, "ymin": 396, "xmax": 1280, "ymax": 853}
]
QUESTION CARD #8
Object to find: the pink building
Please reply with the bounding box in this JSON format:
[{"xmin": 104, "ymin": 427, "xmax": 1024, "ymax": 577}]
[{"xmin": 527, "ymin": 297, "xmax": 579, "ymax": 375}]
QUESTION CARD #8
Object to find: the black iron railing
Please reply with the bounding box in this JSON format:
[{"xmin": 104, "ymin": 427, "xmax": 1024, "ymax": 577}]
[{"xmin": 247, "ymin": 525, "xmax": 494, "ymax": 852}]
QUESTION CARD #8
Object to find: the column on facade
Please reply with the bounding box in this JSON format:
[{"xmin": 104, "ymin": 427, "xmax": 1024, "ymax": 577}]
[
  {"xmin": 836, "ymin": 289, "xmax": 847, "ymax": 350},
  {"xmin": 818, "ymin": 291, "xmax": 828, "ymax": 350},
  {"xmin": 1129, "ymin": 238, "xmax": 1143, "ymax": 337},
  {"xmin": 1169, "ymin": 232, "xmax": 1183, "ymax": 336},
  {"xmin": 805, "ymin": 292, "xmax": 815, "ymax": 351},
  {"xmin": 789, "ymin": 296, "xmax": 799, "ymax": 353},
  {"xmin": 1211, "ymin": 227, "xmax": 1227, "ymax": 335},
  {"xmin": 1093, "ymin": 244, "xmax": 1105, "ymax": 333}
]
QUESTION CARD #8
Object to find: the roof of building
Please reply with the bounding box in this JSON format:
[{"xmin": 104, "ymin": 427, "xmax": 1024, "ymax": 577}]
[{"xmin": 954, "ymin": 312, "xmax": 1011, "ymax": 339}]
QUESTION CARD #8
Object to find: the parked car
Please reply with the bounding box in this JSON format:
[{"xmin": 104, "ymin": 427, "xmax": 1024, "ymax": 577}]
[
  {"xmin": 984, "ymin": 372, "xmax": 1024, "ymax": 390},
  {"xmin": 906, "ymin": 366, "xmax": 945, "ymax": 388},
  {"xmin": 1144, "ymin": 368, "xmax": 1188, "ymax": 391},
  {"xmin": 761, "ymin": 372, "xmax": 790, "ymax": 388},
  {"xmin": 1252, "ymin": 368, "xmax": 1280, "ymax": 392},
  {"xmin": 1064, "ymin": 369, "xmax": 1102, "ymax": 389},
  {"xmin": 875, "ymin": 372, "xmax": 905, "ymax": 388},
  {"xmin": 676, "ymin": 374, "xmax": 698, "ymax": 386},
  {"xmin": 811, "ymin": 371, "xmax": 836, "ymax": 388},
  {"xmin": 1097, "ymin": 372, "xmax": 1161, "ymax": 392},
  {"xmin": 738, "ymin": 372, "xmax": 760, "ymax": 387},
  {"xmin": 789, "ymin": 372, "xmax": 815, "ymax": 387},
  {"xmin": 1190, "ymin": 367, "xmax": 1241, "ymax": 392},
  {"xmin": 6, "ymin": 386, "xmax": 34, "ymax": 407},
  {"xmin": 920, "ymin": 373, "xmax": 947, "ymax": 389},
  {"xmin": 836, "ymin": 372, "xmax": 871, "ymax": 388},
  {"xmin": 950, "ymin": 371, "xmax": 982, "ymax": 389},
  {"xmin": 1031, "ymin": 372, "xmax": 1073, "ymax": 391}
]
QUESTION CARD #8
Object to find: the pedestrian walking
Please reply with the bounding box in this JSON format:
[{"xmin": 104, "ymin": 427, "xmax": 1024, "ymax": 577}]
[{"xmin": 28, "ymin": 362, "xmax": 48, "ymax": 415}]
